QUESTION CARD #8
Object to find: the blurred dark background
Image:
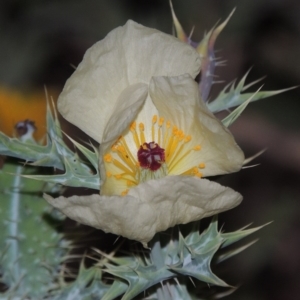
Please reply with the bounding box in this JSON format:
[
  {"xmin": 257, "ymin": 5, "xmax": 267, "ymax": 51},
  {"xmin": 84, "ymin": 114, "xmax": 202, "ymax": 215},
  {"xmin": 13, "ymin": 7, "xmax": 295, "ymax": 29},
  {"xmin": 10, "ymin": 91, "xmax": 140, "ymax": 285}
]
[{"xmin": 1, "ymin": 0, "xmax": 300, "ymax": 299}]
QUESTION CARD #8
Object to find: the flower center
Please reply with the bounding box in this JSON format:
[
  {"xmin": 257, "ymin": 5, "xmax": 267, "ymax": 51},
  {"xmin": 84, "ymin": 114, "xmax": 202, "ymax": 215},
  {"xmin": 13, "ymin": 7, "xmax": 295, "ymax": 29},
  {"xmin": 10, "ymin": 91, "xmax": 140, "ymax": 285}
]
[
  {"xmin": 137, "ymin": 142, "xmax": 165, "ymax": 171},
  {"xmin": 102, "ymin": 114, "xmax": 206, "ymax": 196},
  {"xmin": 136, "ymin": 141, "xmax": 167, "ymax": 184}
]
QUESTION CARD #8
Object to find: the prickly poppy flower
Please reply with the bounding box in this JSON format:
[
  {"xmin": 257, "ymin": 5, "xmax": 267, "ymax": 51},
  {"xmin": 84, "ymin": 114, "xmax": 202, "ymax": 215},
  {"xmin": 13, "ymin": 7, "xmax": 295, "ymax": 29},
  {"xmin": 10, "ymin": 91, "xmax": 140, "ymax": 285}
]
[{"xmin": 45, "ymin": 21, "xmax": 244, "ymax": 247}]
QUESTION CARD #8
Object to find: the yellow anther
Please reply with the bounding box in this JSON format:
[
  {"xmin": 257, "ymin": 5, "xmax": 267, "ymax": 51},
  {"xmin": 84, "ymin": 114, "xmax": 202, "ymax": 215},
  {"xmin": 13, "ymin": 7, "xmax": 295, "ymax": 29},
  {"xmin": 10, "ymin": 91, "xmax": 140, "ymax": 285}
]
[
  {"xmin": 178, "ymin": 130, "xmax": 184, "ymax": 140},
  {"xmin": 111, "ymin": 145, "xmax": 118, "ymax": 152},
  {"xmin": 192, "ymin": 167, "xmax": 198, "ymax": 174},
  {"xmin": 117, "ymin": 145, "xmax": 126, "ymax": 153},
  {"xmin": 158, "ymin": 117, "xmax": 164, "ymax": 126},
  {"xmin": 193, "ymin": 145, "xmax": 201, "ymax": 151},
  {"xmin": 106, "ymin": 171, "xmax": 112, "ymax": 177},
  {"xmin": 126, "ymin": 180, "xmax": 135, "ymax": 187},
  {"xmin": 139, "ymin": 123, "xmax": 146, "ymax": 143},
  {"xmin": 139, "ymin": 123, "xmax": 145, "ymax": 131},
  {"xmin": 199, "ymin": 163, "xmax": 206, "ymax": 169},
  {"xmin": 104, "ymin": 154, "xmax": 113, "ymax": 163},
  {"xmin": 121, "ymin": 189, "xmax": 129, "ymax": 196},
  {"xmin": 130, "ymin": 121, "xmax": 136, "ymax": 131},
  {"xmin": 142, "ymin": 144, "xmax": 148, "ymax": 150},
  {"xmin": 195, "ymin": 172, "xmax": 203, "ymax": 178},
  {"xmin": 129, "ymin": 122, "xmax": 140, "ymax": 148},
  {"xmin": 166, "ymin": 121, "xmax": 171, "ymax": 128},
  {"xmin": 184, "ymin": 135, "xmax": 191, "ymax": 142},
  {"xmin": 158, "ymin": 119, "xmax": 162, "ymax": 144},
  {"xmin": 152, "ymin": 116, "xmax": 157, "ymax": 141}
]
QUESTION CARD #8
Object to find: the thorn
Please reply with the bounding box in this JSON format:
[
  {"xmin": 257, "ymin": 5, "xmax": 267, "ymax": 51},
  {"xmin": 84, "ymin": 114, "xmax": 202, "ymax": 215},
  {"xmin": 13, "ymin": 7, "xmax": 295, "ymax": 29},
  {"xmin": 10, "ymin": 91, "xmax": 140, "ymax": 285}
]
[
  {"xmin": 243, "ymin": 76, "xmax": 266, "ymax": 91},
  {"xmin": 113, "ymin": 235, "xmax": 121, "ymax": 245},
  {"xmin": 215, "ymin": 60, "xmax": 227, "ymax": 66},
  {"xmin": 243, "ymin": 148, "xmax": 267, "ymax": 165},
  {"xmin": 242, "ymin": 163, "xmax": 261, "ymax": 169},
  {"xmin": 189, "ymin": 26, "xmax": 195, "ymax": 39},
  {"xmin": 189, "ymin": 276, "xmax": 196, "ymax": 287},
  {"xmin": 212, "ymin": 80, "xmax": 226, "ymax": 84},
  {"xmin": 174, "ymin": 277, "xmax": 180, "ymax": 286}
]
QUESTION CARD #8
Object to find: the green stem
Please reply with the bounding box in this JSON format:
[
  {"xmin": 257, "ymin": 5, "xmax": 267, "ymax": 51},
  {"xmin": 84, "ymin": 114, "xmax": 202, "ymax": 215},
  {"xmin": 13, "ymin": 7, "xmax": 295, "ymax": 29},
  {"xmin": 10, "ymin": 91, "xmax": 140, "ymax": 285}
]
[{"xmin": 8, "ymin": 165, "xmax": 22, "ymax": 286}]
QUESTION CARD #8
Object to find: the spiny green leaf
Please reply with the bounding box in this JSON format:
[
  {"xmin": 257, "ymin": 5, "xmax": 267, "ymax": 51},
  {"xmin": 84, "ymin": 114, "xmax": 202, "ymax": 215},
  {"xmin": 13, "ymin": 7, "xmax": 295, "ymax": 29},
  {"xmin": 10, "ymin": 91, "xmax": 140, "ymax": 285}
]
[
  {"xmin": 208, "ymin": 70, "xmax": 294, "ymax": 113},
  {"xmin": 101, "ymin": 280, "xmax": 128, "ymax": 300},
  {"xmin": 221, "ymin": 223, "xmax": 270, "ymax": 248},
  {"xmin": 222, "ymin": 86, "xmax": 262, "ymax": 127},
  {"xmin": 22, "ymin": 151, "xmax": 99, "ymax": 190},
  {"xmin": 145, "ymin": 280, "xmax": 195, "ymax": 300},
  {"xmin": 170, "ymin": 246, "xmax": 228, "ymax": 287},
  {"xmin": 216, "ymin": 239, "xmax": 258, "ymax": 263},
  {"xmin": 0, "ymin": 132, "xmax": 63, "ymax": 168},
  {"xmin": 104, "ymin": 262, "xmax": 174, "ymax": 300},
  {"xmin": 169, "ymin": 217, "xmax": 228, "ymax": 287},
  {"xmin": 185, "ymin": 216, "xmax": 220, "ymax": 253},
  {"xmin": 64, "ymin": 134, "xmax": 99, "ymax": 171},
  {"xmin": 52, "ymin": 264, "xmax": 113, "ymax": 300}
]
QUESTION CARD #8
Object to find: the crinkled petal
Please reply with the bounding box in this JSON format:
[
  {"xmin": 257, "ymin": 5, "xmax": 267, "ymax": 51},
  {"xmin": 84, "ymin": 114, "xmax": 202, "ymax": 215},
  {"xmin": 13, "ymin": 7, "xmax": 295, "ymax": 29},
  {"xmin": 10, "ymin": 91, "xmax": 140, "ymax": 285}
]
[
  {"xmin": 58, "ymin": 20, "xmax": 201, "ymax": 143},
  {"xmin": 99, "ymin": 83, "xmax": 148, "ymax": 192},
  {"xmin": 44, "ymin": 176, "xmax": 242, "ymax": 247},
  {"xmin": 101, "ymin": 83, "xmax": 148, "ymax": 146},
  {"xmin": 149, "ymin": 74, "xmax": 244, "ymax": 176}
]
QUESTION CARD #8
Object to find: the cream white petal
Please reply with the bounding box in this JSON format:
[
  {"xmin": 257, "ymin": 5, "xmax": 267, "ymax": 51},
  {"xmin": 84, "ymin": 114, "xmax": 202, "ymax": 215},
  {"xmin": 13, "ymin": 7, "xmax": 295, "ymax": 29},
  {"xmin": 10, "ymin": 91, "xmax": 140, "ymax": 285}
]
[
  {"xmin": 58, "ymin": 20, "xmax": 201, "ymax": 143},
  {"xmin": 100, "ymin": 83, "xmax": 148, "ymax": 155},
  {"xmin": 44, "ymin": 176, "xmax": 242, "ymax": 247},
  {"xmin": 98, "ymin": 83, "xmax": 148, "ymax": 194},
  {"xmin": 149, "ymin": 74, "xmax": 245, "ymax": 176}
]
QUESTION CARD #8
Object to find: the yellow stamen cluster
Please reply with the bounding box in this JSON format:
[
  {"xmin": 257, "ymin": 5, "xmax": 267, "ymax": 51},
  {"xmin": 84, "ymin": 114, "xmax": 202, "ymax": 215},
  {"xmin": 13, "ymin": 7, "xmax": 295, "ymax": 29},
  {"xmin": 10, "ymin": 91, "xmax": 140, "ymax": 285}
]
[{"xmin": 103, "ymin": 115, "xmax": 206, "ymax": 195}]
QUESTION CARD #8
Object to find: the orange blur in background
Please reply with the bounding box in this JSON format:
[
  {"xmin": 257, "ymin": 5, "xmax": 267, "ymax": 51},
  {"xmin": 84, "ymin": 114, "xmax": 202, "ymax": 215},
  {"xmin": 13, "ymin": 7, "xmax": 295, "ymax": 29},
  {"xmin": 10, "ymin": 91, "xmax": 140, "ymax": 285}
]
[{"xmin": 0, "ymin": 87, "xmax": 57, "ymax": 141}]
